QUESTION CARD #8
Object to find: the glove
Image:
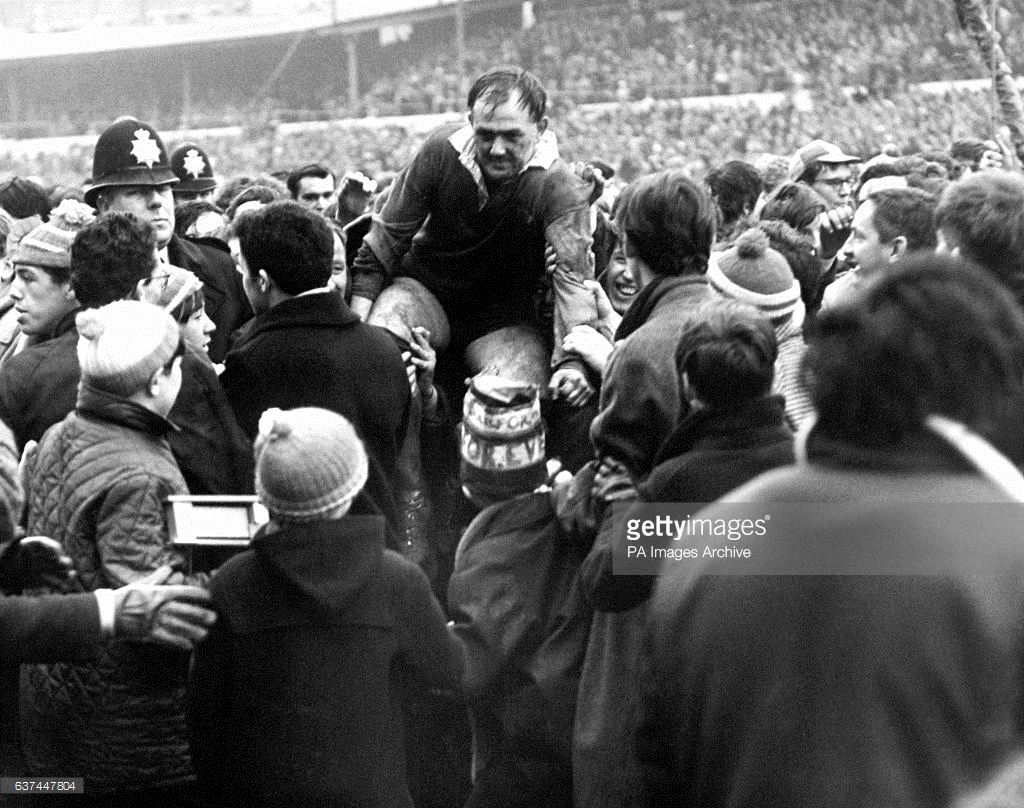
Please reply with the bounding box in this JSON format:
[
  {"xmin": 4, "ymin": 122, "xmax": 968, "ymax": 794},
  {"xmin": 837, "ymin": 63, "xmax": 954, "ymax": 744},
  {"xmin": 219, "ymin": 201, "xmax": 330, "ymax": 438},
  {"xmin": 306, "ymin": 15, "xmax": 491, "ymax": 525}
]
[
  {"xmin": 0, "ymin": 535, "xmax": 77, "ymax": 596},
  {"xmin": 113, "ymin": 566, "xmax": 216, "ymax": 652}
]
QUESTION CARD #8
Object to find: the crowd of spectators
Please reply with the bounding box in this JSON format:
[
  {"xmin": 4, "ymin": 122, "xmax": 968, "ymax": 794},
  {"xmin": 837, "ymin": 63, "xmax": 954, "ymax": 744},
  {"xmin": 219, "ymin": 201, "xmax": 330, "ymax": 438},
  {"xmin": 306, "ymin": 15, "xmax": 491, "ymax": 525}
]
[
  {"xmin": 356, "ymin": 0, "xmax": 1024, "ymax": 114},
  {"xmin": 5, "ymin": 0, "xmax": 1024, "ymax": 138},
  {"xmin": 2, "ymin": 84, "xmax": 1014, "ymax": 193}
]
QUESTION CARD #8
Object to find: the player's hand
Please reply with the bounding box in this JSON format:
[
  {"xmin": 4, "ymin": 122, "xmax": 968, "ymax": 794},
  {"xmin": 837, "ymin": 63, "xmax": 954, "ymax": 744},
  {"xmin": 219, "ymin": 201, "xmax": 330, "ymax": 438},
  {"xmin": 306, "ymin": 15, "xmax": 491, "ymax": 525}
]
[
  {"xmin": 401, "ymin": 326, "xmax": 436, "ymax": 400},
  {"xmin": 341, "ymin": 171, "xmax": 378, "ymax": 196},
  {"xmin": 583, "ymin": 278, "xmax": 622, "ymax": 335},
  {"xmin": 548, "ymin": 366, "xmax": 594, "ymax": 408},
  {"xmin": 562, "ymin": 325, "xmax": 614, "ymax": 376},
  {"xmin": 569, "ymin": 161, "xmax": 607, "ymax": 205}
]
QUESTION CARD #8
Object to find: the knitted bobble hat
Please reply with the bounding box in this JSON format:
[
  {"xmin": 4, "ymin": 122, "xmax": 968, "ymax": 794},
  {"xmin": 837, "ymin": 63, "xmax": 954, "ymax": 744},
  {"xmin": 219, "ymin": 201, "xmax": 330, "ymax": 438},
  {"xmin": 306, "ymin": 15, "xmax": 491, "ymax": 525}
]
[
  {"xmin": 76, "ymin": 300, "xmax": 180, "ymax": 398},
  {"xmin": 140, "ymin": 263, "xmax": 204, "ymax": 319},
  {"xmin": 708, "ymin": 228, "xmax": 801, "ymax": 321},
  {"xmin": 13, "ymin": 199, "xmax": 95, "ymax": 270},
  {"xmin": 254, "ymin": 407, "xmax": 369, "ymax": 523}
]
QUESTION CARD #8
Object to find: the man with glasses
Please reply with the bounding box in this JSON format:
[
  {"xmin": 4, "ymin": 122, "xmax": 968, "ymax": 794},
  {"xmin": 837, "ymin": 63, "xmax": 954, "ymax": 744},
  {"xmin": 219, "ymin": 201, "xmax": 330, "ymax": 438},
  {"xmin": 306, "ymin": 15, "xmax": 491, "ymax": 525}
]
[
  {"xmin": 85, "ymin": 117, "xmax": 251, "ymax": 363},
  {"xmin": 789, "ymin": 139, "xmax": 861, "ymax": 262}
]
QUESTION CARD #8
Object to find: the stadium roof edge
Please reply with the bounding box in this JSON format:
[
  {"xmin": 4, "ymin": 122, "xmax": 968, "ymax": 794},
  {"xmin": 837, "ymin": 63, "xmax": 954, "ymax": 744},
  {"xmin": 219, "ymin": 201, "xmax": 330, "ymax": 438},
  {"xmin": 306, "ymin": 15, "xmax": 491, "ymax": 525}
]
[{"xmin": 0, "ymin": 0, "xmax": 511, "ymax": 63}]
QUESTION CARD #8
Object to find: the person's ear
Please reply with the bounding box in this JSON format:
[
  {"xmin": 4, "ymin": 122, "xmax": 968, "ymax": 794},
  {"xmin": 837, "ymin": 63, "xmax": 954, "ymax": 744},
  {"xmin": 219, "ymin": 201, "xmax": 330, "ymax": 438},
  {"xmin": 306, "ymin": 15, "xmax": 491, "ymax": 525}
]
[
  {"xmin": 536, "ymin": 115, "xmax": 549, "ymax": 136},
  {"xmin": 147, "ymin": 366, "xmax": 164, "ymax": 397},
  {"xmin": 135, "ymin": 276, "xmax": 154, "ymax": 303},
  {"xmin": 257, "ymin": 269, "xmax": 272, "ymax": 294},
  {"xmin": 889, "ymin": 235, "xmax": 908, "ymax": 262}
]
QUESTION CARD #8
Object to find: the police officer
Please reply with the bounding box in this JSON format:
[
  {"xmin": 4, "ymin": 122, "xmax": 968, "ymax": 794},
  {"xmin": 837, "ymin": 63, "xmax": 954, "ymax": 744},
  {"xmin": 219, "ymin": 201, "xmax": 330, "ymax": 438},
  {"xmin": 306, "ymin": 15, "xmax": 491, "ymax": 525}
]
[
  {"xmin": 170, "ymin": 141, "xmax": 218, "ymax": 204},
  {"xmin": 84, "ymin": 117, "xmax": 250, "ymax": 363}
]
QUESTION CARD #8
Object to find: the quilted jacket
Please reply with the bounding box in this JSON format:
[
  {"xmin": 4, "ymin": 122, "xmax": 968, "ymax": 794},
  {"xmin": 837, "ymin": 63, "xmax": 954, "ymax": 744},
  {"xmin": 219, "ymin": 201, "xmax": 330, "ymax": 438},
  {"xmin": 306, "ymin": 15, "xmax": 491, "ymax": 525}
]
[{"xmin": 19, "ymin": 383, "xmax": 198, "ymax": 794}]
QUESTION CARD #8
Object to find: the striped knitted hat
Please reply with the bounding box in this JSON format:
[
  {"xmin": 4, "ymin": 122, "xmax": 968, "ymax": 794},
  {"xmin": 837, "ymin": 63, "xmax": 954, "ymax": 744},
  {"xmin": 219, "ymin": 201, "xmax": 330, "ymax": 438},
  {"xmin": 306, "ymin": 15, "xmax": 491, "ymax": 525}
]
[
  {"xmin": 708, "ymin": 228, "xmax": 800, "ymax": 322},
  {"xmin": 460, "ymin": 375, "xmax": 546, "ymax": 505},
  {"xmin": 12, "ymin": 199, "xmax": 95, "ymax": 271}
]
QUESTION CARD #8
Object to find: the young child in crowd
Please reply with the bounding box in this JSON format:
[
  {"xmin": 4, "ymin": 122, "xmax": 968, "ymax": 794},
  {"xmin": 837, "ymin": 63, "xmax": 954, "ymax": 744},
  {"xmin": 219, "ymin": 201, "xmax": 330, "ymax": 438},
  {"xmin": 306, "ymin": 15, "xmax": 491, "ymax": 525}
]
[
  {"xmin": 449, "ymin": 376, "xmax": 592, "ymax": 808},
  {"xmin": 20, "ymin": 300, "xmax": 201, "ymax": 804},
  {"xmin": 188, "ymin": 406, "xmax": 464, "ymax": 808}
]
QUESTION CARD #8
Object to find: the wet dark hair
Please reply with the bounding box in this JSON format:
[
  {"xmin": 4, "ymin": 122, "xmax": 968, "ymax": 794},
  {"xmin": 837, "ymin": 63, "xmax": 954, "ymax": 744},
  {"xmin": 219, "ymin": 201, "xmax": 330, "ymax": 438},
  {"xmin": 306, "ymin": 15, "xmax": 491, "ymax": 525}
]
[{"xmin": 467, "ymin": 66, "xmax": 547, "ymax": 122}]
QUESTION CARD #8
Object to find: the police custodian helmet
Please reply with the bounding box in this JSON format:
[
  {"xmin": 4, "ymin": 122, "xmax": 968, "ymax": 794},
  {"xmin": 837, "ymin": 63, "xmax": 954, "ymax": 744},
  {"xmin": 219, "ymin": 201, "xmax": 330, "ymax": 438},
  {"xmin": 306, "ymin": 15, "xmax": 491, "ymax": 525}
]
[
  {"xmin": 84, "ymin": 117, "xmax": 178, "ymax": 207},
  {"xmin": 170, "ymin": 142, "xmax": 217, "ymax": 195}
]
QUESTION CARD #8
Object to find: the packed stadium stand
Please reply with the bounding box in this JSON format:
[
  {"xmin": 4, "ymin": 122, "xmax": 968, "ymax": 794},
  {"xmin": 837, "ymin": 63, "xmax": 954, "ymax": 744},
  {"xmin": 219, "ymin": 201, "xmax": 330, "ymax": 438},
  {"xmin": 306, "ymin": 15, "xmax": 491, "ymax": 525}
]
[{"xmin": 1, "ymin": 0, "xmax": 1022, "ymax": 183}]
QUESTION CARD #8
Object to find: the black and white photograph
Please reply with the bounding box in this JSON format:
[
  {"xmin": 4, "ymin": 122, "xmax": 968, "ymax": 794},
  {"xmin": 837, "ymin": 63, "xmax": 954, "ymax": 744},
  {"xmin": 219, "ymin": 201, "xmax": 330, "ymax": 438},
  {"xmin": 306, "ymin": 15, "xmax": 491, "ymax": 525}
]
[{"xmin": 3, "ymin": 0, "xmax": 1024, "ymax": 805}]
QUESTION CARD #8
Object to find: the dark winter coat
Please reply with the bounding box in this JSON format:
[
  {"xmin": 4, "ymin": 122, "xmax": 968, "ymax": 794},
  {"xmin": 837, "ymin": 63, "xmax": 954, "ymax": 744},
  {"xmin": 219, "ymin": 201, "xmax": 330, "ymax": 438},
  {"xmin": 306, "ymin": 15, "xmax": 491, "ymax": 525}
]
[
  {"xmin": 643, "ymin": 395, "xmax": 795, "ymax": 504},
  {"xmin": 0, "ymin": 592, "xmax": 101, "ymax": 777},
  {"xmin": 0, "ymin": 309, "xmax": 79, "ymax": 451},
  {"xmin": 220, "ymin": 290, "xmax": 410, "ymax": 532},
  {"xmin": 168, "ymin": 347, "xmax": 253, "ymax": 495},
  {"xmin": 20, "ymin": 384, "xmax": 197, "ymax": 794},
  {"xmin": 637, "ymin": 426, "xmax": 1024, "ymax": 808},
  {"xmin": 590, "ymin": 274, "xmax": 718, "ymax": 480},
  {"xmin": 167, "ymin": 234, "xmax": 252, "ymax": 363},
  {"xmin": 573, "ymin": 395, "xmax": 795, "ymax": 808},
  {"xmin": 449, "ymin": 492, "xmax": 592, "ymax": 807},
  {"xmin": 0, "ymin": 318, "xmax": 251, "ymax": 495},
  {"xmin": 188, "ymin": 515, "xmax": 464, "ymax": 808}
]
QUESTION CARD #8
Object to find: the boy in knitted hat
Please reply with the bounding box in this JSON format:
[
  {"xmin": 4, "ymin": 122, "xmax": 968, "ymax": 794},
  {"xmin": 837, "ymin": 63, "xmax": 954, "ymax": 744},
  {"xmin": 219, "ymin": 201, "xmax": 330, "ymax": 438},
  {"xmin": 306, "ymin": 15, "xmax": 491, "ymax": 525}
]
[
  {"xmin": 707, "ymin": 227, "xmax": 814, "ymax": 432},
  {"xmin": 189, "ymin": 406, "xmax": 463, "ymax": 808},
  {"xmin": 20, "ymin": 300, "xmax": 210, "ymax": 802},
  {"xmin": 7, "ymin": 200, "xmax": 94, "ymax": 340},
  {"xmin": 0, "ymin": 207, "xmax": 167, "ymax": 452},
  {"xmin": 0, "ymin": 200, "xmax": 96, "ymax": 448},
  {"xmin": 449, "ymin": 381, "xmax": 591, "ymax": 808}
]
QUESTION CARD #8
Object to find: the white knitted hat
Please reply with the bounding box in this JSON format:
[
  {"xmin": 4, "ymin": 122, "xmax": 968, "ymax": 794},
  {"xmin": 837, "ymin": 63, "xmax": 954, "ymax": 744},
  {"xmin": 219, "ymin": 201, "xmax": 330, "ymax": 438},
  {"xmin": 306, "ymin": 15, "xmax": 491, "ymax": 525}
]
[{"xmin": 76, "ymin": 300, "xmax": 180, "ymax": 397}]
